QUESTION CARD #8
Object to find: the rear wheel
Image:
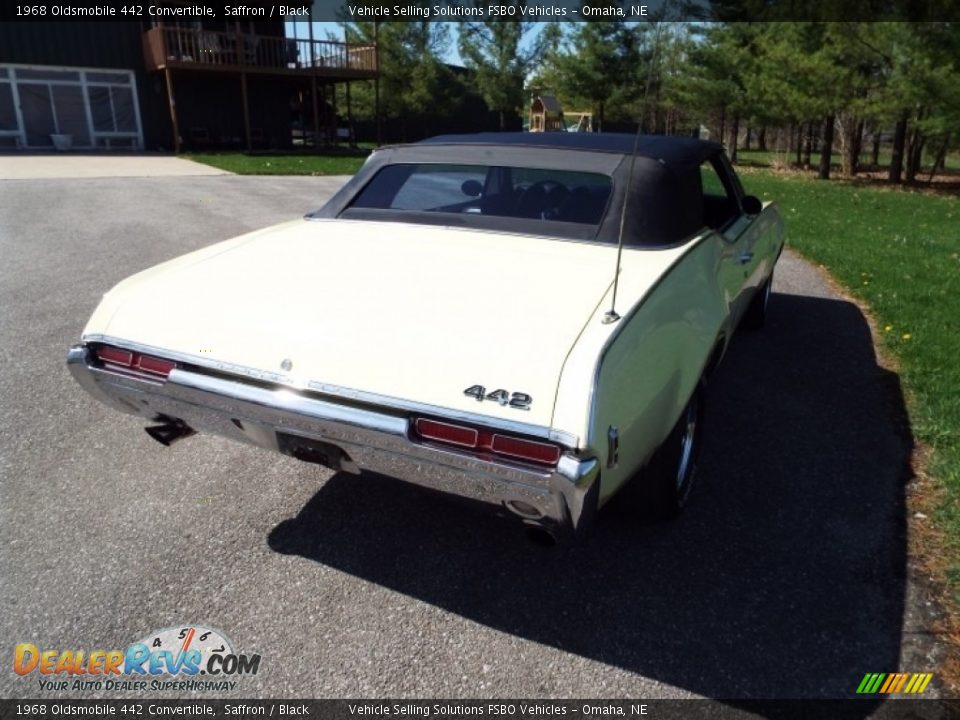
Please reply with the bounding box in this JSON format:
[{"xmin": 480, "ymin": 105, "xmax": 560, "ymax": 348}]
[
  {"xmin": 742, "ymin": 273, "xmax": 773, "ymax": 330},
  {"xmin": 643, "ymin": 382, "xmax": 705, "ymax": 521}
]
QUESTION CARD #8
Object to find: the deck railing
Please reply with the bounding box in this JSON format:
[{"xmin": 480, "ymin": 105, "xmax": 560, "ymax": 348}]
[{"xmin": 143, "ymin": 27, "xmax": 378, "ymax": 75}]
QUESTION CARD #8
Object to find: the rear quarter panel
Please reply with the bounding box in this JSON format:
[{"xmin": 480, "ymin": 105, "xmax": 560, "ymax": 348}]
[
  {"xmin": 750, "ymin": 201, "xmax": 786, "ymax": 289},
  {"xmin": 553, "ymin": 231, "xmax": 730, "ymax": 506},
  {"xmin": 554, "ymin": 202, "xmax": 784, "ymax": 506}
]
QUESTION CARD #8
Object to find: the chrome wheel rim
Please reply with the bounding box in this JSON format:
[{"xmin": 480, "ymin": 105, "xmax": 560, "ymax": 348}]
[{"xmin": 675, "ymin": 397, "xmax": 698, "ymax": 498}]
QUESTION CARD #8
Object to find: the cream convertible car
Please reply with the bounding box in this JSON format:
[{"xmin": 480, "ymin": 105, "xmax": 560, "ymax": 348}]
[{"xmin": 68, "ymin": 133, "xmax": 784, "ymax": 541}]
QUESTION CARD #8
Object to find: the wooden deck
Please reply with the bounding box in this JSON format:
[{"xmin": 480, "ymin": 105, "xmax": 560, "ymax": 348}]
[{"xmin": 143, "ymin": 27, "xmax": 378, "ymax": 79}]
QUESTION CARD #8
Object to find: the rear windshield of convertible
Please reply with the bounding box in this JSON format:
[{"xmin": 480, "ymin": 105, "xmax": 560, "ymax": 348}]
[{"xmin": 345, "ymin": 163, "xmax": 613, "ymax": 227}]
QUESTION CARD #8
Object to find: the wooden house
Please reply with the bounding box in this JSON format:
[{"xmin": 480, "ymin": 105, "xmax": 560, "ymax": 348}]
[{"xmin": 0, "ymin": 14, "xmax": 378, "ymax": 152}]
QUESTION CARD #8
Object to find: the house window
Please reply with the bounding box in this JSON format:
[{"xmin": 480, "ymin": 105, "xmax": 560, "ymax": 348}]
[
  {"xmin": 0, "ymin": 64, "xmax": 143, "ymax": 150},
  {"xmin": 0, "ymin": 80, "xmax": 19, "ymax": 148}
]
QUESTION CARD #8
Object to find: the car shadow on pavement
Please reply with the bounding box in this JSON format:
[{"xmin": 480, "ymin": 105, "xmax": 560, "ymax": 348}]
[{"xmin": 268, "ymin": 292, "xmax": 913, "ymax": 701}]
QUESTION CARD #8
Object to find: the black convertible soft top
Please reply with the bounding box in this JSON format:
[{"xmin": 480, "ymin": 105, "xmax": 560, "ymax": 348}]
[
  {"xmin": 418, "ymin": 132, "xmax": 724, "ymax": 167},
  {"xmin": 311, "ymin": 133, "xmax": 735, "ymax": 247}
]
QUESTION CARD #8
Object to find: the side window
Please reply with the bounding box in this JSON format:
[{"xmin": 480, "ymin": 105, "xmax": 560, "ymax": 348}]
[
  {"xmin": 507, "ymin": 168, "xmax": 612, "ymax": 223},
  {"xmin": 700, "ymin": 159, "xmax": 739, "ymax": 230}
]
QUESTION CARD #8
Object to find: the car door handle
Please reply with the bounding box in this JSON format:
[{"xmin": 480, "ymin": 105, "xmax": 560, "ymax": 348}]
[{"xmin": 738, "ymin": 252, "xmax": 754, "ymax": 264}]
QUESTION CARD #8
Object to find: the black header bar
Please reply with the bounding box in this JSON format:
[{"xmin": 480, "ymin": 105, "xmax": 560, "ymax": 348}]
[{"xmin": 0, "ymin": 0, "xmax": 958, "ymax": 22}]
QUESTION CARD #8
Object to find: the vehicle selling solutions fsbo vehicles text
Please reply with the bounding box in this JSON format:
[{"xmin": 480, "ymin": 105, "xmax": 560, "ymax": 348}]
[
  {"xmin": 346, "ymin": 705, "xmax": 647, "ymax": 716},
  {"xmin": 347, "ymin": 3, "xmax": 574, "ymax": 16}
]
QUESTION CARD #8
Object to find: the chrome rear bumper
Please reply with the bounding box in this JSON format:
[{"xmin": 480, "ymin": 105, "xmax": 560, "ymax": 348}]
[{"xmin": 67, "ymin": 345, "xmax": 599, "ymax": 537}]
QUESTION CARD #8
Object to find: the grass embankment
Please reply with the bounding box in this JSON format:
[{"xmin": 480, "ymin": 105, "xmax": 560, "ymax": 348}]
[
  {"xmin": 744, "ymin": 170, "xmax": 960, "ymax": 601},
  {"xmin": 182, "ymin": 153, "xmax": 367, "ymax": 176}
]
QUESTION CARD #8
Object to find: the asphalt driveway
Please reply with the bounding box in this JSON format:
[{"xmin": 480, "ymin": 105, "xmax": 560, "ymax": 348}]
[{"xmin": 0, "ymin": 174, "xmax": 947, "ymax": 701}]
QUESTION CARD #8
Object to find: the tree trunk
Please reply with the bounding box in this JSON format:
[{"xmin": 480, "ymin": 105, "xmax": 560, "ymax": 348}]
[
  {"xmin": 796, "ymin": 124, "xmax": 802, "ymax": 166},
  {"xmin": 499, "ymin": 110, "xmax": 505, "ymax": 132},
  {"xmin": 803, "ymin": 121, "xmax": 814, "ymax": 167},
  {"xmin": 889, "ymin": 113, "xmax": 908, "ymax": 184},
  {"xmin": 853, "ymin": 118, "xmax": 864, "ymax": 173},
  {"xmin": 842, "ymin": 116, "xmax": 863, "ymax": 177},
  {"xmin": 871, "ymin": 133, "xmax": 881, "ymax": 167},
  {"xmin": 718, "ymin": 107, "xmax": 726, "ymax": 149},
  {"xmin": 818, "ymin": 114, "xmax": 834, "ymax": 180},
  {"xmin": 758, "ymin": 126, "xmax": 767, "ymax": 151},
  {"xmin": 928, "ymin": 135, "xmax": 950, "ymax": 182},
  {"xmin": 728, "ymin": 113, "xmax": 740, "ymax": 163},
  {"xmin": 906, "ymin": 131, "xmax": 925, "ymax": 184},
  {"xmin": 906, "ymin": 109, "xmax": 925, "ymax": 184},
  {"xmin": 744, "ymin": 124, "xmax": 751, "ymax": 151}
]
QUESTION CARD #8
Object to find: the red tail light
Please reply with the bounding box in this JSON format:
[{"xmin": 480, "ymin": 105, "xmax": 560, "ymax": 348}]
[
  {"xmin": 94, "ymin": 345, "xmax": 176, "ymax": 379},
  {"xmin": 415, "ymin": 418, "xmax": 479, "ymax": 448},
  {"xmin": 491, "ymin": 434, "xmax": 562, "ymax": 465},
  {"xmin": 413, "ymin": 416, "xmax": 561, "ymax": 467},
  {"xmin": 96, "ymin": 346, "xmax": 133, "ymax": 366},
  {"xmin": 134, "ymin": 354, "xmax": 176, "ymax": 376}
]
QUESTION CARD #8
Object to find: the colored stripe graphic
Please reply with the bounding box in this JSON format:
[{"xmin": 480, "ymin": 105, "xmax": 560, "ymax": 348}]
[
  {"xmin": 907, "ymin": 674, "xmax": 921, "ymax": 693},
  {"xmin": 912, "ymin": 674, "xmax": 929, "ymax": 693},
  {"xmin": 893, "ymin": 673, "xmax": 910, "ymax": 693},
  {"xmin": 857, "ymin": 672, "xmax": 933, "ymax": 694}
]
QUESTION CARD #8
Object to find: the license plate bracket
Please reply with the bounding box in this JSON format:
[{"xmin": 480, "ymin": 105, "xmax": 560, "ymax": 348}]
[{"xmin": 277, "ymin": 432, "xmax": 347, "ymax": 471}]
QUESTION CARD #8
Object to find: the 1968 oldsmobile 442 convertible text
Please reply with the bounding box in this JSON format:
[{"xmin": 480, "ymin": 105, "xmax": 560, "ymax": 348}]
[{"xmin": 68, "ymin": 133, "xmax": 784, "ymax": 541}]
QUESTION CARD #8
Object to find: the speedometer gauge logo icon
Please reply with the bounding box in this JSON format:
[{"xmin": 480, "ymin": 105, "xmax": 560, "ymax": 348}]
[{"xmin": 134, "ymin": 626, "xmax": 234, "ymax": 673}]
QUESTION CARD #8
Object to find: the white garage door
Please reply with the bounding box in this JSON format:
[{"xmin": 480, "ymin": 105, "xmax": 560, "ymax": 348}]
[{"xmin": 0, "ymin": 65, "xmax": 143, "ymax": 150}]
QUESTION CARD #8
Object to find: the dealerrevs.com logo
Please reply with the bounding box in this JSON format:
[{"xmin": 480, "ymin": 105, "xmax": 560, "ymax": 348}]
[{"xmin": 14, "ymin": 626, "xmax": 261, "ymax": 692}]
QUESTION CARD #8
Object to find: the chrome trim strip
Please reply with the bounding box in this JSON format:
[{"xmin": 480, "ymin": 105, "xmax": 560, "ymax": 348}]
[
  {"xmin": 83, "ymin": 333, "xmax": 287, "ymax": 384},
  {"xmin": 170, "ymin": 369, "xmax": 408, "ymax": 438},
  {"xmin": 67, "ymin": 345, "xmax": 599, "ymax": 536},
  {"xmin": 308, "ymin": 379, "xmax": 580, "ymax": 448},
  {"xmin": 83, "ymin": 334, "xmax": 580, "ymax": 449}
]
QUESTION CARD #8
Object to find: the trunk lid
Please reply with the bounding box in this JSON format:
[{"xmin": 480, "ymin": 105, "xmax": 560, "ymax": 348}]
[{"xmin": 97, "ymin": 219, "xmax": 624, "ymax": 429}]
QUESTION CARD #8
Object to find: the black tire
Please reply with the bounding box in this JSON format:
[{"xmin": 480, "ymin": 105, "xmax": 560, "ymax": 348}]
[
  {"xmin": 642, "ymin": 382, "xmax": 706, "ymax": 522},
  {"xmin": 741, "ymin": 273, "xmax": 773, "ymax": 331}
]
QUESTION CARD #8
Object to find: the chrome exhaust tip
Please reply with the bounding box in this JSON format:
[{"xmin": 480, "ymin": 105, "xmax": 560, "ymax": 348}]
[
  {"xmin": 505, "ymin": 499, "xmax": 545, "ymax": 520},
  {"xmin": 144, "ymin": 418, "xmax": 195, "ymax": 447}
]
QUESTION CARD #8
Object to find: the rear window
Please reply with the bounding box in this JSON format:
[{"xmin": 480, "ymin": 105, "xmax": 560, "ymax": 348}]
[{"xmin": 347, "ymin": 163, "xmax": 612, "ymax": 226}]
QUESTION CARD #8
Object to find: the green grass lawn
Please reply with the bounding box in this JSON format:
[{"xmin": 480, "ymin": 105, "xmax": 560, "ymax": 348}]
[
  {"xmin": 182, "ymin": 153, "xmax": 367, "ymax": 176},
  {"xmin": 742, "ymin": 169, "xmax": 960, "ymax": 596}
]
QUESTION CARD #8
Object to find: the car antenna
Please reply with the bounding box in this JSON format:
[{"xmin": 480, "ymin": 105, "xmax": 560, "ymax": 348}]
[{"xmin": 603, "ymin": 20, "xmax": 666, "ymax": 325}]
